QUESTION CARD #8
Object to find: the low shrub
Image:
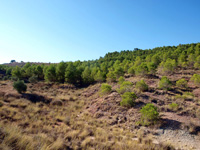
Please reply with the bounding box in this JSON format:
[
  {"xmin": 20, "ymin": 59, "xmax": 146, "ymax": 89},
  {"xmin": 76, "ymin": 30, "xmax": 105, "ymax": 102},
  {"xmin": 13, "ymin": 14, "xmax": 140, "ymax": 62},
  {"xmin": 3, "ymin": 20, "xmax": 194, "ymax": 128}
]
[
  {"xmin": 118, "ymin": 76, "xmax": 125, "ymax": 85},
  {"xmin": 13, "ymin": 80, "xmax": 27, "ymax": 94},
  {"xmin": 140, "ymin": 103, "xmax": 159, "ymax": 126},
  {"xmin": 135, "ymin": 80, "xmax": 148, "ymax": 92},
  {"xmin": 117, "ymin": 81, "xmax": 133, "ymax": 94},
  {"xmin": 100, "ymin": 83, "xmax": 112, "ymax": 95},
  {"xmin": 158, "ymin": 76, "xmax": 172, "ymax": 91},
  {"xmin": 176, "ymin": 78, "xmax": 187, "ymax": 89},
  {"xmin": 128, "ymin": 66, "xmax": 135, "ymax": 75},
  {"xmin": 168, "ymin": 103, "xmax": 179, "ymax": 111},
  {"xmin": 120, "ymin": 92, "xmax": 137, "ymax": 107},
  {"xmin": 29, "ymin": 75, "xmax": 38, "ymax": 83},
  {"xmin": 190, "ymin": 74, "xmax": 200, "ymax": 86},
  {"xmin": 106, "ymin": 71, "xmax": 116, "ymax": 83}
]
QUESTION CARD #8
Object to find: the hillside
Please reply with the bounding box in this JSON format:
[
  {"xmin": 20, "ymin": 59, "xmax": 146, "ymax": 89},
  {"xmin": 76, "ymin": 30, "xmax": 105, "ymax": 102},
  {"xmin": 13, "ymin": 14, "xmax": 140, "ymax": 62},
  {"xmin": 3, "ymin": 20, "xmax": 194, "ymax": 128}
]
[{"xmin": 0, "ymin": 43, "xmax": 200, "ymax": 149}]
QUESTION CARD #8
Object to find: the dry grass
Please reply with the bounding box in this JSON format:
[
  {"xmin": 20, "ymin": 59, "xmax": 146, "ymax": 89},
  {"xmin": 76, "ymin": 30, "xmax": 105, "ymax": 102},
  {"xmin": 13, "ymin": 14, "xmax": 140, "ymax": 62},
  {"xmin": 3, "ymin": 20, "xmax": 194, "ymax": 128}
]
[{"xmin": 0, "ymin": 78, "xmax": 184, "ymax": 150}]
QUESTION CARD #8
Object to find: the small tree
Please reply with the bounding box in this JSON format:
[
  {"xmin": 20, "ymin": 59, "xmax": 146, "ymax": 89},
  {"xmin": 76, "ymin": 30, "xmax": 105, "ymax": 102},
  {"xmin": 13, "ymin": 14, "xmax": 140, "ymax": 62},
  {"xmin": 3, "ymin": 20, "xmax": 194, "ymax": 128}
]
[
  {"xmin": 118, "ymin": 76, "xmax": 125, "ymax": 85},
  {"xmin": 11, "ymin": 66, "xmax": 22, "ymax": 79},
  {"xmin": 135, "ymin": 80, "xmax": 148, "ymax": 92},
  {"xmin": 114, "ymin": 66, "xmax": 124, "ymax": 78},
  {"xmin": 94, "ymin": 70, "xmax": 105, "ymax": 82},
  {"xmin": 140, "ymin": 103, "xmax": 159, "ymax": 125},
  {"xmin": 158, "ymin": 76, "xmax": 172, "ymax": 91},
  {"xmin": 100, "ymin": 83, "xmax": 112, "ymax": 95},
  {"xmin": 176, "ymin": 78, "xmax": 187, "ymax": 89},
  {"xmin": 106, "ymin": 71, "xmax": 116, "ymax": 83},
  {"xmin": 128, "ymin": 66, "xmax": 135, "ymax": 75},
  {"xmin": 82, "ymin": 67, "xmax": 93, "ymax": 85},
  {"xmin": 190, "ymin": 74, "xmax": 200, "ymax": 86},
  {"xmin": 13, "ymin": 80, "xmax": 27, "ymax": 93},
  {"xmin": 29, "ymin": 75, "xmax": 38, "ymax": 83},
  {"xmin": 147, "ymin": 62, "xmax": 157, "ymax": 75},
  {"xmin": 44, "ymin": 64, "xmax": 56, "ymax": 82},
  {"xmin": 56, "ymin": 62, "xmax": 66, "ymax": 83},
  {"xmin": 117, "ymin": 81, "xmax": 133, "ymax": 94},
  {"xmin": 135, "ymin": 63, "xmax": 148, "ymax": 76},
  {"xmin": 159, "ymin": 59, "xmax": 176, "ymax": 74},
  {"xmin": 120, "ymin": 92, "xmax": 137, "ymax": 107}
]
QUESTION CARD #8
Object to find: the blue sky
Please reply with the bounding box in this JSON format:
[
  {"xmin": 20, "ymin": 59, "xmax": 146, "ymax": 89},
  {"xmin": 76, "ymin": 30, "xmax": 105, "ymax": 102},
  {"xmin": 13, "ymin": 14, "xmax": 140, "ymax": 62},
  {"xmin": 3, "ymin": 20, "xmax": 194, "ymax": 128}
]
[{"xmin": 0, "ymin": 0, "xmax": 200, "ymax": 64}]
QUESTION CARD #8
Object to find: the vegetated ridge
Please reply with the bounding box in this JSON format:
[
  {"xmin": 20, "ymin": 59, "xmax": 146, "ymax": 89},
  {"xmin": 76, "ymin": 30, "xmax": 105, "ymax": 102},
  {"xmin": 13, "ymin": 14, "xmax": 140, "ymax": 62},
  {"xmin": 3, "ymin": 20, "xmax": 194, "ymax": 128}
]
[{"xmin": 0, "ymin": 43, "xmax": 200, "ymax": 150}]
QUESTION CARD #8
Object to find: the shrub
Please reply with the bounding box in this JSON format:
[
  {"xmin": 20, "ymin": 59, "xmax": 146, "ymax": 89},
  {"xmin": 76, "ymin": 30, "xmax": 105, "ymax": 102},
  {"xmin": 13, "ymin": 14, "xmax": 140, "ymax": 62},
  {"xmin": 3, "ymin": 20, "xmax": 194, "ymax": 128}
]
[
  {"xmin": 135, "ymin": 63, "xmax": 148, "ymax": 76},
  {"xmin": 168, "ymin": 103, "xmax": 179, "ymax": 111},
  {"xmin": 94, "ymin": 70, "xmax": 105, "ymax": 82},
  {"xmin": 120, "ymin": 92, "xmax": 137, "ymax": 107},
  {"xmin": 117, "ymin": 81, "xmax": 133, "ymax": 94},
  {"xmin": 128, "ymin": 66, "xmax": 135, "ymax": 75},
  {"xmin": 158, "ymin": 76, "xmax": 172, "ymax": 91},
  {"xmin": 82, "ymin": 67, "xmax": 93, "ymax": 85},
  {"xmin": 190, "ymin": 74, "xmax": 200, "ymax": 86},
  {"xmin": 29, "ymin": 75, "xmax": 38, "ymax": 83},
  {"xmin": 100, "ymin": 83, "xmax": 112, "ymax": 95},
  {"xmin": 147, "ymin": 62, "xmax": 157, "ymax": 75},
  {"xmin": 106, "ymin": 71, "xmax": 116, "ymax": 83},
  {"xmin": 135, "ymin": 80, "xmax": 148, "ymax": 92},
  {"xmin": 118, "ymin": 76, "xmax": 125, "ymax": 85},
  {"xmin": 159, "ymin": 59, "xmax": 176, "ymax": 74},
  {"xmin": 114, "ymin": 66, "xmax": 124, "ymax": 78},
  {"xmin": 176, "ymin": 78, "xmax": 187, "ymax": 89},
  {"xmin": 194, "ymin": 62, "xmax": 200, "ymax": 69},
  {"xmin": 13, "ymin": 80, "xmax": 27, "ymax": 93},
  {"xmin": 2, "ymin": 75, "xmax": 10, "ymax": 81},
  {"xmin": 140, "ymin": 103, "xmax": 159, "ymax": 125}
]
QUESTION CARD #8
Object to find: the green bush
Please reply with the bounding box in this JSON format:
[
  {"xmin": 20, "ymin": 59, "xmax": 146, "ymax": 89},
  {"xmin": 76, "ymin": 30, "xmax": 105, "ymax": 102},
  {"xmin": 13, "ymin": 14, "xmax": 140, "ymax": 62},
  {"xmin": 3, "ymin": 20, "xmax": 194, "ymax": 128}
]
[
  {"xmin": 29, "ymin": 75, "xmax": 38, "ymax": 83},
  {"xmin": 100, "ymin": 83, "xmax": 112, "ymax": 95},
  {"xmin": 114, "ymin": 66, "xmax": 124, "ymax": 78},
  {"xmin": 159, "ymin": 59, "xmax": 176, "ymax": 74},
  {"xmin": 120, "ymin": 92, "xmax": 137, "ymax": 107},
  {"xmin": 135, "ymin": 80, "xmax": 148, "ymax": 92},
  {"xmin": 176, "ymin": 78, "xmax": 187, "ymax": 89},
  {"xmin": 106, "ymin": 71, "xmax": 116, "ymax": 83},
  {"xmin": 140, "ymin": 103, "xmax": 159, "ymax": 125},
  {"xmin": 147, "ymin": 62, "xmax": 157, "ymax": 75},
  {"xmin": 158, "ymin": 76, "xmax": 172, "ymax": 91},
  {"xmin": 128, "ymin": 66, "xmax": 135, "ymax": 75},
  {"xmin": 117, "ymin": 81, "xmax": 133, "ymax": 94},
  {"xmin": 13, "ymin": 80, "xmax": 27, "ymax": 94},
  {"xmin": 135, "ymin": 63, "xmax": 148, "ymax": 76},
  {"xmin": 118, "ymin": 76, "xmax": 125, "ymax": 85},
  {"xmin": 168, "ymin": 103, "xmax": 179, "ymax": 111},
  {"xmin": 190, "ymin": 74, "xmax": 200, "ymax": 86},
  {"xmin": 194, "ymin": 62, "xmax": 200, "ymax": 69}
]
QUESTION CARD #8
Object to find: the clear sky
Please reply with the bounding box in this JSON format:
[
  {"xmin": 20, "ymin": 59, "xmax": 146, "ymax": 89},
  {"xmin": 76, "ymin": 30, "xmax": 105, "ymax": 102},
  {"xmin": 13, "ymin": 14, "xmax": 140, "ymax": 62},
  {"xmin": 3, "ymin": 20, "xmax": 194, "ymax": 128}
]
[{"xmin": 0, "ymin": 0, "xmax": 200, "ymax": 64}]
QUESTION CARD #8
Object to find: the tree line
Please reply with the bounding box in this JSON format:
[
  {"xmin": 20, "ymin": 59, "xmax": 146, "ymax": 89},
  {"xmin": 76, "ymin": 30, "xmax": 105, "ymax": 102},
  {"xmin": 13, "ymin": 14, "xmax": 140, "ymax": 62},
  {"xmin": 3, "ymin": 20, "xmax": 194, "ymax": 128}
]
[{"xmin": 0, "ymin": 43, "xmax": 200, "ymax": 86}]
